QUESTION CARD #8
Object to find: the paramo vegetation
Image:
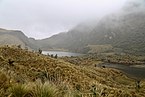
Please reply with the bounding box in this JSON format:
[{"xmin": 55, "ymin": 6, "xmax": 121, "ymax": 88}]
[{"xmin": 0, "ymin": 45, "xmax": 145, "ymax": 97}]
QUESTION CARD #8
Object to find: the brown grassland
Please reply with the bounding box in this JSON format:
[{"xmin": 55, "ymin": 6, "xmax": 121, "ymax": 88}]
[{"xmin": 0, "ymin": 46, "xmax": 145, "ymax": 97}]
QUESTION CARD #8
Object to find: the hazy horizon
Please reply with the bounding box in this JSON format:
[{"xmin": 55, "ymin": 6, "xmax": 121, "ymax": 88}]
[{"xmin": 0, "ymin": 0, "xmax": 127, "ymax": 39}]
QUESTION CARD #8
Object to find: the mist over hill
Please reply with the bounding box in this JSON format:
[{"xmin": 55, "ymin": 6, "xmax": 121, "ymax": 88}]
[
  {"xmin": 1, "ymin": 1, "xmax": 145, "ymax": 96},
  {"xmin": 34, "ymin": 0, "xmax": 145, "ymax": 55},
  {"xmin": 0, "ymin": 0, "xmax": 145, "ymax": 55}
]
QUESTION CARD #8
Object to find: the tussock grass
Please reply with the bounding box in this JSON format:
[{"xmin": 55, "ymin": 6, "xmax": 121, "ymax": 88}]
[
  {"xmin": 0, "ymin": 46, "xmax": 144, "ymax": 97},
  {"xmin": 8, "ymin": 81, "xmax": 81, "ymax": 97},
  {"xmin": 30, "ymin": 81, "xmax": 60, "ymax": 97},
  {"xmin": 9, "ymin": 83, "xmax": 31, "ymax": 97}
]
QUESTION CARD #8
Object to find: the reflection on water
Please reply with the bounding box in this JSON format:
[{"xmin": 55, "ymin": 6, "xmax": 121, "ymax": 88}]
[
  {"xmin": 42, "ymin": 51, "xmax": 84, "ymax": 57},
  {"xmin": 100, "ymin": 63, "xmax": 145, "ymax": 80}
]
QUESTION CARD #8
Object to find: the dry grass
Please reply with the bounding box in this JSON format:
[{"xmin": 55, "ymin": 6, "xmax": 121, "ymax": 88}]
[
  {"xmin": 0, "ymin": 46, "xmax": 144, "ymax": 97},
  {"xmin": 8, "ymin": 80, "xmax": 81, "ymax": 97}
]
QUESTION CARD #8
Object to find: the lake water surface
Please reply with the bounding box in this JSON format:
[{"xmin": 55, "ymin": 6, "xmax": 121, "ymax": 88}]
[
  {"xmin": 100, "ymin": 63, "xmax": 145, "ymax": 80},
  {"xmin": 42, "ymin": 51, "xmax": 84, "ymax": 57}
]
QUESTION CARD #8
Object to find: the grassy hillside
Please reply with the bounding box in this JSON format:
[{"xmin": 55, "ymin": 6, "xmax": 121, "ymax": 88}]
[
  {"xmin": 0, "ymin": 46, "xmax": 145, "ymax": 96},
  {"xmin": 0, "ymin": 28, "xmax": 37, "ymax": 50}
]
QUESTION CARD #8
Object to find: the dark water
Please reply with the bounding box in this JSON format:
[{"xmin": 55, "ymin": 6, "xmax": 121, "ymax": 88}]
[
  {"xmin": 100, "ymin": 63, "xmax": 145, "ymax": 80},
  {"xmin": 42, "ymin": 51, "xmax": 84, "ymax": 57}
]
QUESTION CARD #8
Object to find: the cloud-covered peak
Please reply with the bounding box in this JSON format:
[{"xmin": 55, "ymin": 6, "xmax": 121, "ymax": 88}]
[{"xmin": 123, "ymin": 0, "xmax": 145, "ymax": 11}]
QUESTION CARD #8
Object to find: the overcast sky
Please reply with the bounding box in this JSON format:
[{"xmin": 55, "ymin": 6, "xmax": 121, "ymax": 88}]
[{"xmin": 0, "ymin": 0, "xmax": 127, "ymax": 39}]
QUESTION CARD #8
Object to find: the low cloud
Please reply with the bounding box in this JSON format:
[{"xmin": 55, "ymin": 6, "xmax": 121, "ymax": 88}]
[
  {"xmin": 0, "ymin": 0, "xmax": 127, "ymax": 39},
  {"xmin": 123, "ymin": 0, "xmax": 145, "ymax": 11}
]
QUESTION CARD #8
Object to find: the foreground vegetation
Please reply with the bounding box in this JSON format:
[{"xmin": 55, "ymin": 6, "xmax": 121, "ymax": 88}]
[{"xmin": 0, "ymin": 46, "xmax": 145, "ymax": 97}]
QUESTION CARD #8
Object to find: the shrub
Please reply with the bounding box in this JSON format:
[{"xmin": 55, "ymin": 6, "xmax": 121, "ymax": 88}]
[
  {"xmin": 38, "ymin": 49, "xmax": 42, "ymax": 54},
  {"xmin": 54, "ymin": 54, "xmax": 58, "ymax": 59},
  {"xmin": 17, "ymin": 45, "xmax": 21, "ymax": 49},
  {"xmin": 50, "ymin": 54, "xmax": 53, "ymax": 58}
]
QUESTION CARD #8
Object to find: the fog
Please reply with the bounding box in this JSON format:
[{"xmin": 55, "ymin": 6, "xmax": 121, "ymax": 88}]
[{"xmin": 0, "ymin": 0, "xmax": 128, "ymax": 39}]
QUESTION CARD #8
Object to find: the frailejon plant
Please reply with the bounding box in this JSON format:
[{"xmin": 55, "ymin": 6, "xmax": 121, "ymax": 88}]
[
  {"xmin": 54, "ymin": 54, "xmax": 58, "ymax": 59},
  {"xmin": 38, "ymin": 48, "xmax": 42, "ymax": 54}
]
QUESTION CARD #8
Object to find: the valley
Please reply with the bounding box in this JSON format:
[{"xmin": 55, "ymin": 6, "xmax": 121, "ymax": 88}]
[{"xmin": 0, "ymin": 0, "xmax": 145, "ymax": 96}]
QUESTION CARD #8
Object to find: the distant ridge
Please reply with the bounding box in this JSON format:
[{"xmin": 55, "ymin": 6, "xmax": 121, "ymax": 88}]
[{"xmin": 0, "ymin": 28, "xmax": 37, "ymax": 49}]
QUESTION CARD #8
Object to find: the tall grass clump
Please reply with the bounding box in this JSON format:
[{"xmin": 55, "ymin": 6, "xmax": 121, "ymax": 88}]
[
  {"xmin": 9, "ymin": 83, "xmax": 31, "ymax": 97},
  {"xmin": 31, "ymin": 81, "xmax": 60, "ymax": 97}
]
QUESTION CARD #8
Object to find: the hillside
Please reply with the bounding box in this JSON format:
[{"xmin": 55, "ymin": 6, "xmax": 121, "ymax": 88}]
[
  {"xmin": 0, "ymin": 46, "xmax": 144, "ymax": 96},
  {"xmin": 89, "ymin": 10, "xmax": 145, "ymax": 55},
  {"xmin": 36, "ymin": 1, "xmax": 145, "ymax": 55},
  {"xmin": 37, "ymin": 23, "xmax": 97, "ymax": 52},
  {"xmin": 0, "ymin": 28, "xmax": 37, "ymax": 49}
]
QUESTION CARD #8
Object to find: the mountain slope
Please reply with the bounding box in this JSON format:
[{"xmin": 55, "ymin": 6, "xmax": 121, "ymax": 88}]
[
  {"xmin": 89, "ymin": 11, "xmax": 145, "ymax": 54},
  {"xmin": 0, "ymin": 28, "xmax": 37, "ymax": 49},
  {"xmin": 37, "ymin": 2, "xmax": 145, "ymax": 55},
  {"xmin": 0, "ymin": 34, "xmax": 25, "ymax": 46},
  {"xmin": 37, "ymin": 23, "xmax": 97, "ymax": 52}
]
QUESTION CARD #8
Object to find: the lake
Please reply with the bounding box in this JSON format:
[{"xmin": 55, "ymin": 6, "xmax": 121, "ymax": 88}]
[
  {"xmin": 100, "ymin": 63, "xmax": 145, "ymax": 80},
  {"xmin": 42, "ymin": 51, "xmax": 84, "ymax": 57}
]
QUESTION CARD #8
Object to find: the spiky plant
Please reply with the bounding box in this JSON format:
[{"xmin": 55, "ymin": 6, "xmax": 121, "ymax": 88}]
[
  {"xmin": 9, "ymin": 84, "xmax": 31, "ymax": 97},
  {"xmin": 31, "ymin": 81, "xmax": 60, "ymax": 97}
]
